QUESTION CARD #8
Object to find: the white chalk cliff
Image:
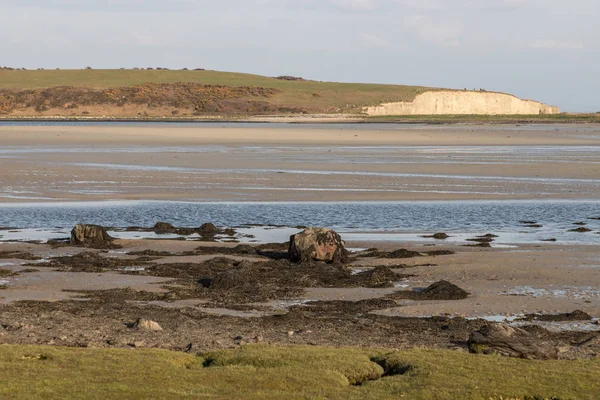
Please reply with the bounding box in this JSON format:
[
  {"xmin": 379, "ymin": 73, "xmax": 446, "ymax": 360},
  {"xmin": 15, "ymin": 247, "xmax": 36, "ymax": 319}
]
[{"xmin": 364, "ymin": 91, "xmax": 560, "ymax": 116}]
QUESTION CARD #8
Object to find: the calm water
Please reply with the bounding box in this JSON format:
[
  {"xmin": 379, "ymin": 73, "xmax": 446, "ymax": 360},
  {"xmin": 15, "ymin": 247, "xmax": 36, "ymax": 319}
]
[{"xmin": 0, "ymin": 200, "xmax": 598, "ymax": 244}]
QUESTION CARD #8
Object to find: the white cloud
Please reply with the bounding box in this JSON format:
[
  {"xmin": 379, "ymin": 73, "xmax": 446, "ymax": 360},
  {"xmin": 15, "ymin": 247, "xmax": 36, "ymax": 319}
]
[
  {"xmin": 328, "ymin": 0, "xmax": 374, "ymax": 10},
  {"xmin": 404, "ymin": 14, "xmax": 463, "ymax": 47}
]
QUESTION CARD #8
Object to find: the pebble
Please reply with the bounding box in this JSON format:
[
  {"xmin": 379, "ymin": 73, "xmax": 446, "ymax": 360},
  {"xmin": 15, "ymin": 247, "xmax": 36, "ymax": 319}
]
[{"xmin": 233, "ymin": 336, "xmax": 245, "ymax": 345}]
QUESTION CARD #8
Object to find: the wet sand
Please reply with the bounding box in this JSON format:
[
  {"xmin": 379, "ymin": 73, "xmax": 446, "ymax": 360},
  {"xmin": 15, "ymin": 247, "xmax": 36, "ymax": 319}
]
[
  {"xmin": 0, "ymin": 238, "xmax": 598, "ymax": 356},
  {"xmin": 1, "ymin": 124, "xmax": 599, "ymax": 202},
  {"xmin": 3, "ymin": 239, "xmax": 598, "ymax": 318},
  {"xmin": 0, "ymin": 123, "xmax": 598, "ymax": 358}
]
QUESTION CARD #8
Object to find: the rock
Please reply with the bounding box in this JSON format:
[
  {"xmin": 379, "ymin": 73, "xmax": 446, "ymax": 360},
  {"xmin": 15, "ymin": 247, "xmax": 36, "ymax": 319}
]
[
  {"xmin": 569, "ymin": 227, "xmax": 592, "ymax": 233},
  {"xmin": 289, "ymin": 227, "xmax": 348, "ymax": 263},
  {"xmin": 70, "ymin": 224, "xmax": 114, "ymax": 247},
  {"xmin": 389, "ymin": 280, "xmax": 469, "ymax": 301},
  {"xmin": 422, "ymin": 232, "xmax": 449, "ymax": 240},
  {"xmin": 231, "ymin": 244, "xmax": 257, "ymax": 255},
  {"xmin": 468, "ymin": 324, "xmax": 558, "ymax": 360},
  {"xmin": 198, "ymin": 223, "xmax": 218, "ymax": 234},
  {"xmin": 419, "ymin": 280, "xmax": 469, "ymax": 300},
  {"xmin": 522, "ymin": 310, "xmax": 592, "ymax": 322},
  {"xmin": 152, "ymin": 222, "xmax": 177, "ymax": 233},
  {"xmin": 466, "ymin": 237, "xmax": 494, "ymax": 243},
  {"xmin": 210, "ymin": 266, "xmax": 249, "ymax": 290},
  {"xmin": 464, "ymin": 242, "xmax": 492, "ymax": 248},
  {"xmin": 361, "ymin": 266, "xmax": 399, "ymax": 287},
  {"xmin": 425, "ymin": 250, "xmax": 455, "ymax": 256},
  {"xmin": 385, "ymin": 249, "xmax": 423, "ymax": 259},
  {"xmin": 132, "ymin": 319, "xmax": 163, "ymax": 332},
  {"xmin": 233, "ymin": 335, "xmax": 245, "ymax": 345}
]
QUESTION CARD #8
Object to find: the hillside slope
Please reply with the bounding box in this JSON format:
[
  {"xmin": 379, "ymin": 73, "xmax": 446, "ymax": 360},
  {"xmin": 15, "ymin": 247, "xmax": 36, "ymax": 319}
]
[
  {"xmin": 0, "ymin": 69, "xmax": 432, "ymax": 117},
  {"xmin": 0, "ymin": 68, "xmax": 561, "ymax": 118}
]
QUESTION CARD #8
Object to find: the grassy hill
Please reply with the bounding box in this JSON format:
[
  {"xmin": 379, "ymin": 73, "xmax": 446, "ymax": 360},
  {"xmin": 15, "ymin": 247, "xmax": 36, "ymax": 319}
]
[{"xmin": 0, "ymin": 68, "xmax": 435, "ymax": 117}]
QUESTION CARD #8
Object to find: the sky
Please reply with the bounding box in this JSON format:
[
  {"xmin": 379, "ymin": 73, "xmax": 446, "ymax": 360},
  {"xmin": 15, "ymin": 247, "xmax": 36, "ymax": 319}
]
[{"xmin": 0, "ymin": 0, "xmax": 598, "ymax": 111}]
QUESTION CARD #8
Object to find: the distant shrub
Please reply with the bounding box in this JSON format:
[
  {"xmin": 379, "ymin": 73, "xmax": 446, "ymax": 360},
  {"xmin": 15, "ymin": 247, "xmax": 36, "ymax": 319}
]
[{"xmin": 275, "ymin": 76, "xmax": 304, "ymax": 81}]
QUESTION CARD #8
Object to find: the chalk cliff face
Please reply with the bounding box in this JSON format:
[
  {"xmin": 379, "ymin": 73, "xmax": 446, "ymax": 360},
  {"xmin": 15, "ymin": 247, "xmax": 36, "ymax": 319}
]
[{"xmin": 364, "ymin": 91, "xmax": 560, "ymax": 116}]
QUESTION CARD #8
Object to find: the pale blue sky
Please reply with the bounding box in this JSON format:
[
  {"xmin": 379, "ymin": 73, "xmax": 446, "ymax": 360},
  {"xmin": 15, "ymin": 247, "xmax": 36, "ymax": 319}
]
[{"xmin": 0, "ymin": 0, "xmax": 598, "ymax": 111}]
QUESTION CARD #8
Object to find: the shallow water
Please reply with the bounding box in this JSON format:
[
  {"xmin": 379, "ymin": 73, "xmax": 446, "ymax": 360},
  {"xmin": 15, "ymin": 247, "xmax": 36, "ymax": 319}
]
[
  {"xmin": 3, "ymin": 125, "xmax": 599, "ymax": 201},
  {"xmin": 1, "ymin": 121, "xmax": 600, "ymax": 132},
  {"xmin": 0, "ymin": 200, "xmax": 598, "ymax": 245}
]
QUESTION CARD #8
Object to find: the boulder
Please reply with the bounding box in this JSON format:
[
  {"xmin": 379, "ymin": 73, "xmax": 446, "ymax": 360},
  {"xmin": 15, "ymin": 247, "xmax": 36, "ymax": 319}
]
[
  {"xmin": 289, "ymin": 227, "xmax": 348, "ymax": 263},
  {"xmin": 70, "ymin": 224, "xmax": 113, "ymax": 247},
  {"xmin": 152, "ymin": 222, "xmax": 177, "ymax": 233},
  {"xmin": 198, "ymin": 223, "xmax": 218, "ymax": 234},
  {"xmin": 468, "ymin": 324, "xmax": 558, "ymax": 360},
  {"xmin": 132, "ymin": 319, "xmax": 163, "ymax": 332}
]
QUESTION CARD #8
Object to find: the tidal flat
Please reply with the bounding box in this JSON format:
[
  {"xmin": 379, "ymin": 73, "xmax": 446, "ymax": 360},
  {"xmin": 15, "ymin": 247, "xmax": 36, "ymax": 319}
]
[{"xmin": 1, "ymin": 122, "xmax": 599, "ymax": 399}]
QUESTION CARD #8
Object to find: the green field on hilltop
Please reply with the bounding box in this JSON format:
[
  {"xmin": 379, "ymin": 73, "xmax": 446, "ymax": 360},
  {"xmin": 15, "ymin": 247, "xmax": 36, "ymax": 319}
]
[
  {"xmin": 1, "ymin": 344, "xmax": 598, "ymax": 399},
  {"xmin": 0, "ymin": 69, "xmax": 435, "ymax": 111}
]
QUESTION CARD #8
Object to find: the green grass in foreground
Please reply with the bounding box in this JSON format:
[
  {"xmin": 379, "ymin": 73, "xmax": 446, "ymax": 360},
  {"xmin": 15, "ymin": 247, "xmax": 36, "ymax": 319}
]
[
  {"xmin": 1, "ymin": 344, "xmax": 598, "ymax": 399},
  {"xmin": 0, "ymin": 69, "xmax": 435, "ymax": 110}
]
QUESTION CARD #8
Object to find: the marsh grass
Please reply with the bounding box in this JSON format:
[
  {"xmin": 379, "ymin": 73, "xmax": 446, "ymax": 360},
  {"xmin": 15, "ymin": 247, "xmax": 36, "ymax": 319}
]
[{"xmin": 0, "ymin": 344, "xmax": 598, "ymax": 399}]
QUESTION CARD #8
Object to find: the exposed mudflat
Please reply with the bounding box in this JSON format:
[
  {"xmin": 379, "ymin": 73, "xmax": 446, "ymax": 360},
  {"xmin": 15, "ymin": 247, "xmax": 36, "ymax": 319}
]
[
  {"xmin": 1, "ymin": 238, "xmax": 598, "ymax": 359},
  {"xmin": 1, "ymin": 124, "xmax": 599, "ymax": 202},
  {"xmin": 0, "ymin": 124, "xmax": 598, "ymax": 360}
]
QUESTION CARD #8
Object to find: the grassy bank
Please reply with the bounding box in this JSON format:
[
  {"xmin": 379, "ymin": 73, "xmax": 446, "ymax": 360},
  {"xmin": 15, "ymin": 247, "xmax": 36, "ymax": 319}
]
[
  {"xmin": 1, "ymin": 344, "xmax": 598, "ymax": 399},
  {"xmin": 0, "ymin": 69, "xmax": 433, "ymax": 114}
]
